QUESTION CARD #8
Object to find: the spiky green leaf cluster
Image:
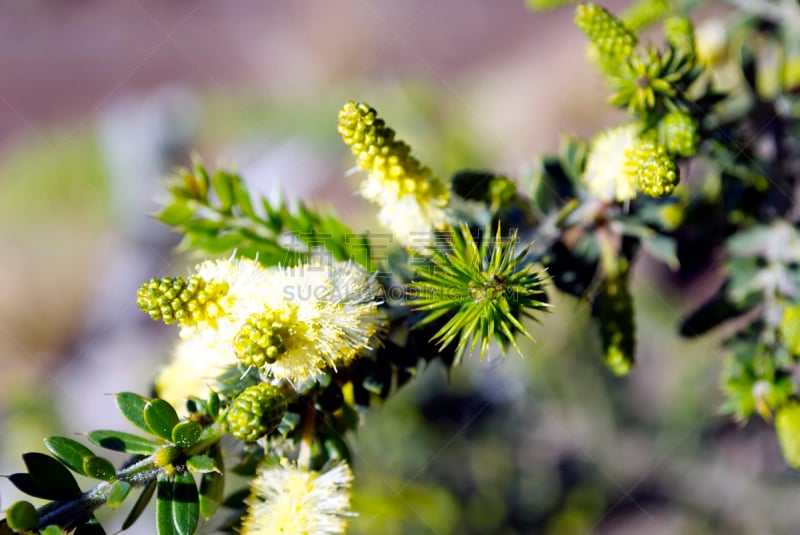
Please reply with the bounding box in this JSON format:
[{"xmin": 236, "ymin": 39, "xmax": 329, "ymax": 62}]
[
  {"xmin": 157, "ymin": 162, "xmax": 373, "ymax": 270},
  {"xmin": 410, "ymin": 225, "xmax": 549, "ymax": 360},
  {"xmin": 610, "ymin": 45, "xmax": 698, "ymax": 114}
]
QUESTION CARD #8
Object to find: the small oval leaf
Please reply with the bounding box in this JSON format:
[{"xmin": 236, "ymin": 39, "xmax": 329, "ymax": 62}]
[
  {"xmin": 172, "ymin": 421, "xmax": 202, "ymax": 449},
  {"xmin": 199, "ymin": 471, "xmax": 224, "ymax": 519},
  {"xmin": 87, "ymin": 430, "xmax": 160, "ymax": 455},
  {"xmin": 83, "ymin": 456, "xmax": 117, "ymax": 481},
  {"xmin": 122, "ymin": 479, "xmax": 157, "ymax": 531},
  {"xmin": 199, "ymin": 445, "xmax": 224, "ymax": 519},
  {"xmin": 186, "ymin": 455, "xmax": 217, "ymax": 474},
  {"xmin": 23, "ymin": 452, "xmax": 82, "ymax": 500},
  {"xmin": 115, "ymin": 392, "xmax": 151, "ymax": 433},
  {"xmin": 45, "ymin": 436, "xmax": 94, "ymax": 476},
  {"xmin": 172, "ymin": 471, "xmax": 200, "ymax": 535},
  {"xmin": 207, "ymin": 392, "xmax": 220, "ymax": 421},
  {"xmin": 144, "ymin": 400, "xmax": 180, "ymax": 442},
  {"xmin": 6, "ymin": 501, "xmax": 38, "ymax": 532},
  {"xmin": 40, "ymin": 526, "xmax": 62, "ymax": 535},
  {"xmin": 107, "ymin": 480, "xmax": 132, "ymax": 508}
]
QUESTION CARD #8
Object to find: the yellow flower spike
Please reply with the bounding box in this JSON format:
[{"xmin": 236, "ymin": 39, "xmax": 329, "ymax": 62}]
[
  {"xmin": 338, "ymin": 101, "xmax": 450, "ymax": 248},
  {"xmin": 241, "ymin": 460, "xmax": 355, "ymax": 535}
]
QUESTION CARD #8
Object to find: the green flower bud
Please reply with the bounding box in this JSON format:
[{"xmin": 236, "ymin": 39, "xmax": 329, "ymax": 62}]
[
  {"xmin": 776, "ymin": 400, "xmax": 800, "ymax": 469},
  {"xmin": 626, "ymin": 139, "xmax": 680, "ymax": 197},
  {"xmin": 136, "ymin": 276, "xmax": 228, "ymax": 327},
  {"xmin": 234, "ymin": 307, "xmax": 301, "ymax": 369},
  {"xmin": 225, "ymin": 383, "xmax": 288, "ymax": 442},
  {"xmin": 593, "ymin": 274, "xmax": 636, "ymax": 376},
  {"xmin": 664, "ymin": 16, "xmax": 695, "ymax": 56},
  {"xmin": 621, "ymin": 0, "xmax": 670, "ymax": 32},
  {"xmin": 575, "ymin": 3, "xmax": 637, "ymax": 63},
  {"xmin": 659, "ymin": 110, "xmax": 699, "ymax": 157}
]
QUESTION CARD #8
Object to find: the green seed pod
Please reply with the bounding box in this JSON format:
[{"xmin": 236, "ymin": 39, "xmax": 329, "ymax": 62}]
[
  {"xmin": 659, "ymin": 110, "xmax": 699, "ymax": 157},
  {"xmin": 592, "ymin": 273, "xmax": 636, "ymax": 376},
  {"xmin": 136, "ymin": 276, "xmax": 228, "ymax": 327},
  {"xmin": 225, "ymin": 384, "xmax": 288, "ymax": 442},
  {"xmin": 776, "ymin": 401, "xmax": 800, "ymax": 469},
  {"xmin": 626, "ymin": 139, "xmax": 680, "ymax": 197}
]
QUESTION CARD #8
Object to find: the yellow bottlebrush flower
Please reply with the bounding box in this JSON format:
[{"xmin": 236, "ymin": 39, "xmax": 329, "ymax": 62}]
[
  {"xmin": 241, "ymin": 461, "xmax": 354, "ymax": 535},
  {"xmin": 155, "ymin": 336, "xmax": 237, "ymax": 415},
  {"xmin": 338, "ymin": 101, "xmax": 450, "ymax": 248},
  {"xmin": 141, "ymin": 258, "xmax": 385, "ymax": 384},
  {"xmin": 583, "ymin": 124, "xmax": 640, "ymax": 202},
  {"xmin": 233, "ymin": 261, "xmax": 386, "ymax": 382}
]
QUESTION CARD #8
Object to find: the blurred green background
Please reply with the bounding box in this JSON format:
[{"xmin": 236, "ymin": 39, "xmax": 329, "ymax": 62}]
[{"xmin": 2, "ymin": 1, "xmax": 800, "ymax": 533}]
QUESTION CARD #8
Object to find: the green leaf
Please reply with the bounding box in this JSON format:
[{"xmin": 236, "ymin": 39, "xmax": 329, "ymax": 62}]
[
  {"xmin": 199, "ymin": 446, "xmax": 224, "ymax": 519},
  {"xmin": 40, "ymin": 526, "xmax": 62, "ymax": 535},
  {"xmin": 186, "ymin": 455, "xmax": 217, "ymax": 474},
  {"xmin": 171, "ymin": 421, "xmax": 202, "ymax": 449},
  {"xmin": 23, "ymin": 452, "xmax": 82, "ymax": 500},
  {"xmin": 9, "ymin": 473, "xmax": 51, "ymax": 500},
  {"xmin": 172, "ymin": 471, "xmax": 200, "ymax": 535},
  {"xmin": 157, "ymin": 201, "xmax": 194, "ymax": 226},
  {"xmin": 115, "ymin": 392, "xmax": 152, "ymax": 434},
  {"xmin": 87, "ymin": 430, "xmax": 160, "ymax": 455},
  {"xmin": 44, "ymin": 436, "xmax": 94, "ymax": 476},
  {"xmin": 212, "ymin": 170, "xmax": 234, "ymax": 211},
  {"xmin": 144, "ymin": 399, "xmax": 180, "ymax": 442},
  {"xmin": 83, "ymin": 456, "xmax": 116, "ymax": 481},
  {"xmin": 232, "ymin": 179, "xmax": 255, "ymax": 218},
  {"xmin": 207, "ymin": 392, "xmax": 221, "ymax": 421},
  {"xmin": 5, "ymin": 501, "xmax": 38, "ymax": 532},
  {"xmin": 122, "ymin": 479, "xmax": 157, "ymax": 531},
  {"xmin": 157, "ymin": 476, "xmax": 179, "ymax": 535},
  {"xmin": 107, "ymin": 480, "xmax": 132, "ymax": 508},
  {"xmin": 642, "ymin": 235, "xmax": 679, "ymax": 270}
]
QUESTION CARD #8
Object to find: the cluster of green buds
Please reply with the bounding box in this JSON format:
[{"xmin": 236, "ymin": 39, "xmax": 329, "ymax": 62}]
[
  {"xmin": 136, "ymin": 276, "xmax": 228, "ymax": 327},
  {"xmin": 234, "ymin": 307, "xmax": 300, "ymax": 368},
  {"xmin": 224, "ymin": 383, "xmax": 288, "ymax": 442},
  {"xmin": 575, "ymin": 2, "xmax": 638, "ymax": 73},
  {"xmin": 592, "ymin": 271, "xmax": 636, "ymax": 376},
  {"xmin": 626, "ymin": 138, "xmax": 680, "ymax": 197}
]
